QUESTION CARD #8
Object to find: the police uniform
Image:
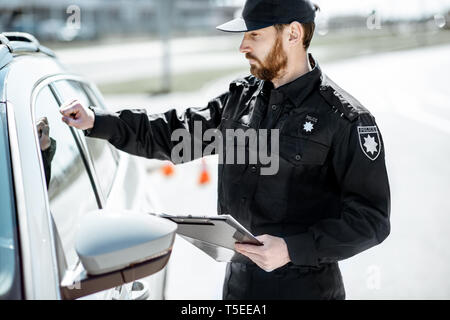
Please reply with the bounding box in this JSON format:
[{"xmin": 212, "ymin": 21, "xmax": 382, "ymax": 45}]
[{"xmin": 84, "ymin": 0, "xmax": 391, "ymax": 300}]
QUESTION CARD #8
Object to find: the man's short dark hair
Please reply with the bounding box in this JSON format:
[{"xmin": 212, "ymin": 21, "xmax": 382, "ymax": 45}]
[{"xmin": 274, "ymin": 3, "xmax": 320, "ymax": 50}]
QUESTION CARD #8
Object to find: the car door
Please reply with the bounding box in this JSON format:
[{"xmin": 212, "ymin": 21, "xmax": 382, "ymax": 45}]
[
  {"xmin": 50, "ymin": 78, "xmax": 162, "ymax": 300},
  {"xmin": 0, "ymin": 102, "xmax": 23, "ymax": 300},
  {"xmin": 33, "ymin": 84, "xmax": 127, "ymax": 300},
  {"xmin": 51, "ymin": 78, "xmax": 153, "ymax": 300},
  {"xmin": 80, "ymin": 81, "xmax": 168, "ymax": 300}
]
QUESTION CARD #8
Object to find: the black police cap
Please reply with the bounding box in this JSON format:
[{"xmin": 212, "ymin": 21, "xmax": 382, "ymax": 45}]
[{"xmin": 217, "ymin": 0, "xmax": 317, "ymax": 33}]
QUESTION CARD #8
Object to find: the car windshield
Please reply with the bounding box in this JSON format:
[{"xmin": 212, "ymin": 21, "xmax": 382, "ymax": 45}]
[{"xmin": 0, "ymin": 103, "xmax": 21, "ymax": 299}]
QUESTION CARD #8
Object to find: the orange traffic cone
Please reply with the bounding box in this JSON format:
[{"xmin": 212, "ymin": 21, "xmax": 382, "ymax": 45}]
[
  {"xmin": 198, "ymin": 158, "xmax": 210, "ymax": 185},
  {"xmin": 161, "ymin": 162, "xmax": 175, "ymax": 177}
]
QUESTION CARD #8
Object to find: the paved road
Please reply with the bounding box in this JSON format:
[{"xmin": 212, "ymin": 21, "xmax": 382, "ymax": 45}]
[{"xmin": 104, "ymin": 44, "xmax": 450, "ymax": 299}]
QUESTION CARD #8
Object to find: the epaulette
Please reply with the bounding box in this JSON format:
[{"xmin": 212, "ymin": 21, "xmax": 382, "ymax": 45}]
[
  {"xmin": 229, "ymin": 75, "xmax": 259, "ymax": 91},
  {"xmin": 319, "ymin": 74, "xmax": 369, "ymax": 122}
]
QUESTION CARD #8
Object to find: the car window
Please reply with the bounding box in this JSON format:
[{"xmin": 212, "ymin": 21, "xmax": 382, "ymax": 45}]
[
  {"xmin": 34, "ymin": 85, "xmax": 99, "ymax": 269},
  {"xmin": 0, "ymin": 104, "xmax": 22, "ymax": 299},
  {"xmin": 81, "ymin": 83, "xmax": 120, "ymax": 166},
  {"xmin": 52, "ymin": 80, "xmax": 118, "ymax": 199}
]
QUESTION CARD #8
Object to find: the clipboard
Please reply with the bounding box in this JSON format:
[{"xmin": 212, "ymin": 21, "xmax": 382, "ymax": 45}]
[{"xmin": 148, "ymin": 213, "xmax": 263, "ymax": 262}]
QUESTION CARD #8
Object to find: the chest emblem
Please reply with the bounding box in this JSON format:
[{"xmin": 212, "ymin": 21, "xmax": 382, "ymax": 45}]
[
  {"xmin": 301, "ymin": 115, "xmax": 318, "ymax": 135},
  {"xmin": 303, "ymin": 121, "xmax": 314, "ymax": 132},
  {"xmin": 358, "ymin": 126, "xmax": 381, "ymax": 161}
]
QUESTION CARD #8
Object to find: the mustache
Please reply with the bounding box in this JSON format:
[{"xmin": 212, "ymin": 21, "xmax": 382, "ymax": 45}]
[{"xmin": 245, "ymin": 53, "xmax": 260, "ymax": 63}]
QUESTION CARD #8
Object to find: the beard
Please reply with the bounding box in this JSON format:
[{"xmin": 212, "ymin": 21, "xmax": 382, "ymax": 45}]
[{"xmin": 246, "ymin": 35, "xmax": 288, "ymax": 81}]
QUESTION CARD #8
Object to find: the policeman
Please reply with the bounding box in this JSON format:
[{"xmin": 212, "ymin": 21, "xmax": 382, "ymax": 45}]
[{"xmin": 61, "ymin": 0, "xmax": 391, "ymax": 300}]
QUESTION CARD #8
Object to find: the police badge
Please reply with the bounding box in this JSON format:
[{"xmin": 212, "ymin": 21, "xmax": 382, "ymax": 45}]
[
  {"xmin": 358, "ymin": 126, "xmax": 381, "ymax": 161},
  {"xmin": 301, "ymin": 114, "xmax": 318, "ymax": 135}
]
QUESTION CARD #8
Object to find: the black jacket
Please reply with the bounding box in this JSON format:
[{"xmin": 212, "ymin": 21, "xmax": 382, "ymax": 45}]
[{"xmin": 85, "ymin": 55, "xmax": 390, "ymax": 269}]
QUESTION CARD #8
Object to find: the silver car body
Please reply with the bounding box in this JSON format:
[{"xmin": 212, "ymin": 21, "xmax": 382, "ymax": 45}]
[{"xmin": 0, "ymin": 34, "xmax": 166, "ymax": 300}]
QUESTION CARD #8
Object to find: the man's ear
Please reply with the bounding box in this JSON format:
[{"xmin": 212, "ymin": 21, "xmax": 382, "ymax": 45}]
[{"xmin": 287, "ymin": 21, "xmax": 303, "ymax": 46}]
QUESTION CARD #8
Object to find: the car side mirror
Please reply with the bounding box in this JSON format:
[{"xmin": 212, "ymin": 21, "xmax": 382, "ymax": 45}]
[{"xmin": 59, "ymin": 210, "xmax": 177, "ymax": 300}]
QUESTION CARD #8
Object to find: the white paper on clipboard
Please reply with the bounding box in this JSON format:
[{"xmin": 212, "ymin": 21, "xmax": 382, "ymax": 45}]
[{"xmin": 148, "ymin": 213, "xmax": 263, "ymax": 262}]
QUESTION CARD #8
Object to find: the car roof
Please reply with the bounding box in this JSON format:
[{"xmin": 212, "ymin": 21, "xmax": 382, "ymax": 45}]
[
  {"xmin": 0, "ymin": 32, "xmax": 56, "ymax": 70},
  {"xmin": 0, "ymin": 32, "xmax": 61, "ymax": 103}
]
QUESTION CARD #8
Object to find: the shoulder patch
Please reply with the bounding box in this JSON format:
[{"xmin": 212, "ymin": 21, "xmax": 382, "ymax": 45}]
[
  {"xmin": 319, "ymin": 74, "xmax": 369, "ymax": 122},
  {"xmin": 357, "ymin": 125, "xmax": 382, "ymax": 161}
]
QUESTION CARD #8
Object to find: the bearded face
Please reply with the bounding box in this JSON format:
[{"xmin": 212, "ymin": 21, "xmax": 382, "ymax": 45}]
[{"xmin": 245, "ymin": 33, "xmax": 288, "ymax": 81}]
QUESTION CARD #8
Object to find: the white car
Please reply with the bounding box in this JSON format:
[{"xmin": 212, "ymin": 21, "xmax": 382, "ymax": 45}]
[{"xmin": 0, "ymin": 32, "xmax": 176, "ymax": 300}]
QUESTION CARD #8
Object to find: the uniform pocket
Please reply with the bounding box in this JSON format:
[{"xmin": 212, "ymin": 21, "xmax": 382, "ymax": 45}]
[{"xmin": 279, "ymin": 135, "xmax": 329, "ymax": 166}]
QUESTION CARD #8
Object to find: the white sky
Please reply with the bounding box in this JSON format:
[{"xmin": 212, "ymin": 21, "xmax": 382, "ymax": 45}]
[{"xmin": 225, "ymin": 0, "xmax": 450, "ymax": 19}]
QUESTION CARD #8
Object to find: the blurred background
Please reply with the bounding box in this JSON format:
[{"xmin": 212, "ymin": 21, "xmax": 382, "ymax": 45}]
[
  {"xmin": 1, "ymin": 0, "xmax": 450, "ymax": 93},
  {"xmin": 1, "ymin": 0, "xmax": 450, "ymax": 300}
]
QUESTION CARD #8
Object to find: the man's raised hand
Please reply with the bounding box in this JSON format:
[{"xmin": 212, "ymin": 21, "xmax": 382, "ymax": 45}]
[{"xmin": 59, "ymin": 99, "xmax": 95, "ymax": 130}]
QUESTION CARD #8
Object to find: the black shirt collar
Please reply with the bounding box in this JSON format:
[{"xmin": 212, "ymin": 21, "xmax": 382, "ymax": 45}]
[{"xmin": 260, "ymin": 54, "xmax": 322, "ymax": 108}]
